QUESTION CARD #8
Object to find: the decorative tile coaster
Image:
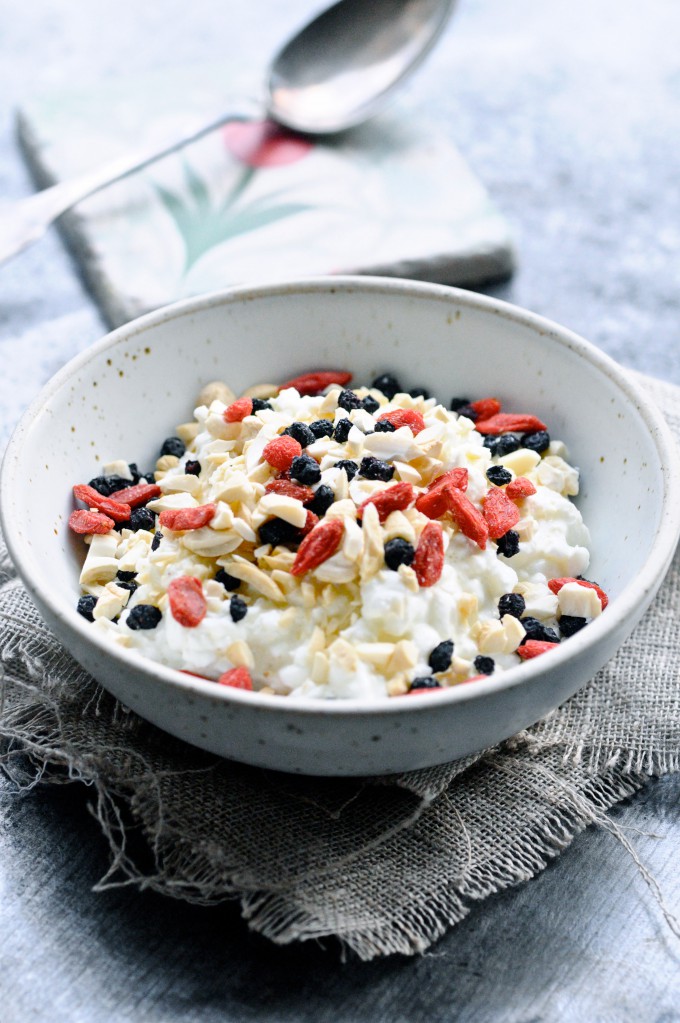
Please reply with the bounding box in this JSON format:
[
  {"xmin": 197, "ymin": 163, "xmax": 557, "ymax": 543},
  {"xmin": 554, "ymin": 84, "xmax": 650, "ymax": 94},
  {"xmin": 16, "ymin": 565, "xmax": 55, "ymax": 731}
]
[{"xmin": 17, "ymin": 63, "xmax": 514, "ymax": 327}]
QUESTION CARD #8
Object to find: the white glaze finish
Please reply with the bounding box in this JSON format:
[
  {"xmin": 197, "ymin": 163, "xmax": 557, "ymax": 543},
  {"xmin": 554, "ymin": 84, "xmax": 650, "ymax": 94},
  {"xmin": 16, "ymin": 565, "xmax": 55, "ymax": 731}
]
[{"xmin": 3, "ymin": 277, "xmax": 680, "ymax": 775}]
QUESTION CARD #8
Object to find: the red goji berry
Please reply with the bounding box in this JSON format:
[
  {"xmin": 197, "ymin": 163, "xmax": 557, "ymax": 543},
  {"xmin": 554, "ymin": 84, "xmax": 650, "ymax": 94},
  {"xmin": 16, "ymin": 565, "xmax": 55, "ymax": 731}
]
[
  {"xmin": 444, "ymin": 488, "xmax": 489, "ymax": 549},
  {"xmin": 264, "ymin": 478, "xmax": 315, "ymax": 502},
  {"xmin": 413, "ymin": 521, "xmax": 445, "ymax": 587},
  {"xmin": 218, "ymin": 666, "xmax": 253, "ymax": 690},
  {"xmin": 469, "ymin": 397, "xmax": 502, "ymax": 420},
  {"xmin": 426, "ymin": 467, "xmax": 469, "ymax": 493},
  {"xmin": 168, "ymin": 576, "xmax": 207, "ymax": 627},
  {"xmin": 517, "ymin": 639, "xmax": 560, "ymax": 660},
  {"xmin": 224, "ymin": 396, "xmax": 253, "ymax": 423},
  {"xmin": 278, "ymin": 370, "xmax": 353, "ymax": 396},
  {"xmin": 483, "ymin": 487, "xmax": 521, "ymax": 540},
  {"xmin": 376, "ymin": 408, "xmax": 426, "ymax": 435},
  {"xmin": 547, "ymin": 577, "xmax": 609, "ymax": 610},
  {"xmin": 110, "ymin": 482, "xmax": 161, "ymax": 507},
  {"xmin": 301, "ymin": 509, "xmax": 319, "ymax": 535},
  {"xmin": 505, "ymin": 476, "xmax": 537, "ymax": 499},
  {"xmin": 159, "ymin": 503, "xmax": 216, "ymax": 531},
  {"xmin": 358, "ymin": 482, "xmax": 415, "ymax": 522},
  {"xmin": 68, "ymin": 509, "xmax": 115, "ymax": 534},
  {"xmin": 262, "ymin": 435, "xmax": 302, "ymax": 471},
  {"xmin": 72, "ymin": 484, "xmax": 131, "ymax": 522},
  {"xmin": 474, "ymin": 413, "xmax": 547, "ymax": 435},
  {"xmin": 291, "ymin": 518, "xmax": 344, "ymax": 576}
]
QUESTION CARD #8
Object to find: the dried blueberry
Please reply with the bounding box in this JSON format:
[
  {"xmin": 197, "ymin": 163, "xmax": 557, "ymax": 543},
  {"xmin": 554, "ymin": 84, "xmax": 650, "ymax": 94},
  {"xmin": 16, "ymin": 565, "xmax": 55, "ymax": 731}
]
[
  {"xmin": 374, "ymin": 419, "xmax": 396, "ymax": 433},
  {"xmin": 229, "ymin": 595, "xmax": 248, "ymax": 623},
  {"xmin": 384, "ymin": 538, "xmax": 415, "ymax": 570},
  {"xmin": 143, "ymin": 472, "xmax": 157, "ymax": 485},
  {"xmin": 484, "ymin": 433, "xmax": 521, "ymax": 457},
  {"xmin": 283, "ymin": 421, "xmax": 316, "ymax": 448},
  {"xmin": 496, "ymin": 530, "xmax": 520, "ymax": 558},
  {"xmin": 309, "ymin": 419, "xmax": 334, "ymax": 439},
  {"xmin": 559, "ymin": 615, "xmax": 587, "ymax": 638},
  {"xmin": 409, "ymin": 386, "xmax": 430, "ymax": 399},
  {"xmin": 116, "ymin": 580, "xmax": 139, "ymax": 594},
  {"xmin": 337, "ymin": 389, "xmax": 364, "ymax": 412},
  {"xmin": 486, "ymin": 466, "xmax": 513, "ymax": 486},
  {"xmin": 372, "ymin": 373, "xmax": 402, "ymax": 399},
  {"xmin": 126, "ymin": 604, "xmax": 162, "ymax": 630},
  {"xmin": 116, "ymin": 570, "xmax": 137, "ymax": 582},
  {"xmin": 334, "ymin": 418, "xmax": 352, "ymax": 443},
  {"xmin": 160, "ymin": 436, "xmax": 185, "ymax": 458},
  {"xmin": 410, "ymin": 676, "xmax": 441, "ymax": 690},
  {"xmin": 336, "ymin": 459, "xmax": 359, "ymax": 480},
  {"xmin": 251, "ymin": 398, "xmax": 272, "ymax": 413},
  {"xmin": 88, "ymin": 474, "xmax": 130, "ymax": 496},
  {"xmin": 151, "ymin": 530, "xmax": 163, "ymax": 551},
  {"xmin": 259, "ymin": 518, "xmax": 301, "ymax": 547},
  {"xmin": 473, "ymin": 655, "xmax": 495, "ymax": 675},
  {"xmin": 290, "ymin": 454, "xmax": 322, "ymax": 485},
  {"xmin": 453, "ymin": 404, "xmax": 477, "ymax": 422},
  {"xmin": 129, "ymin": 507, "xmax": 155, "ymax": 532},
  {"xmin": 450, "ymin": 397, "xmax": 471, "ymax": 412},
  {"xmin": 76, "ymin": 595, "xmax": 97, "ymax": 622},
  {"xmin": 306, "ymin": 484, "xmax": 335, "ymax": 517},
  {"xmin": 359, "ymin": 456, "xmax": 394, "ymax": 481},
  {"xmin": 520, "ymin": 617, "xmax": 560, "ymax": 643},
  {"xmin": 428, "ymin": 639, "xmax": 454, "ymax": 673},
  {"xmin": 215, "ymin": 568, "xmax": 241, "ymax": 591},
  {"xmin": 522, "ymin": 430, "xmax": 550, "ymax": 453},
  {"xmin": 498, "ymin": 592, "xmax": 526, "ymax": 619},
  {"xmin": 184, "ymin": 459, "xmax": 201, "ymax": 476},
  {"xmin": 127, "ymin": 463, "xmax": 142, "ymax": 483},
  {"xmin": 361, "ymin": 395, "xmax": 380, "ymax": 415}
]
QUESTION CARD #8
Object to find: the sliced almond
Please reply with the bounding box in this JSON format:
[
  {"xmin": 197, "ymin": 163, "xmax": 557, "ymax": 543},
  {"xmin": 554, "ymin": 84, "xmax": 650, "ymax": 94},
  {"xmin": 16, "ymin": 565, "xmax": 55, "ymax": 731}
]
[
  {"xmin": 226, "ymin": 558, "xmax": 286, "ymax": 602},
  {"xmin": 197, "ymin": 380, "xmax": 236, "ymax": 407},
  {"xmin": 226, "ymin": 640, "xmax": 255, "ymax": 669}
]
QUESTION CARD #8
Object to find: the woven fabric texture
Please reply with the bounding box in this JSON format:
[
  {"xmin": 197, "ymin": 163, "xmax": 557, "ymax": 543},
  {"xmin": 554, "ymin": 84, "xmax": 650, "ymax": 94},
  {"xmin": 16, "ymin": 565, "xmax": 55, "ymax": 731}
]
[{"xmin": 1, "ymin": 371, "xmax": 679, "ymax": 960}]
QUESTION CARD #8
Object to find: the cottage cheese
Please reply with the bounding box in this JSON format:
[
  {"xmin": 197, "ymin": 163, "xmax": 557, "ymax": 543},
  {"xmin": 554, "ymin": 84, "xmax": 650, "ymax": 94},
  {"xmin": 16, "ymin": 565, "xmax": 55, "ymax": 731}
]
[{"xmin": 74, "ymin": 378, "xmax": 599, "ymax": 698}]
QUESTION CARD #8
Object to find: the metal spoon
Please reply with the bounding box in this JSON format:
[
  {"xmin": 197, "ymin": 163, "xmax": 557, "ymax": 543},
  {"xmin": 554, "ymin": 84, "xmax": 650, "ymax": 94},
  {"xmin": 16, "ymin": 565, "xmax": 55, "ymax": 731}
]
[{"xmin": 0, "ymin": 0, "xmax": 454, "ymax": 267}]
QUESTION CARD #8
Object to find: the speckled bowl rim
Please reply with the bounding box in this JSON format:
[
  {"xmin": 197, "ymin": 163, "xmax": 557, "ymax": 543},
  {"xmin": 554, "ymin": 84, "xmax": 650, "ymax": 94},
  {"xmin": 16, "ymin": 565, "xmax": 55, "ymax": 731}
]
[{"xmin": 3, "ymin": 276, "xmax": 680, "ymax": 719}]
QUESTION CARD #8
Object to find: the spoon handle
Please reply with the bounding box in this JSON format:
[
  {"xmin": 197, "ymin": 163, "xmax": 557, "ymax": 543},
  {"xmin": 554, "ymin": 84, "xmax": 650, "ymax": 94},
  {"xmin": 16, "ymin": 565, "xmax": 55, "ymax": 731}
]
[{"xmin": 0, "ymin": 106, "xmax": 255, "ymax": 267}]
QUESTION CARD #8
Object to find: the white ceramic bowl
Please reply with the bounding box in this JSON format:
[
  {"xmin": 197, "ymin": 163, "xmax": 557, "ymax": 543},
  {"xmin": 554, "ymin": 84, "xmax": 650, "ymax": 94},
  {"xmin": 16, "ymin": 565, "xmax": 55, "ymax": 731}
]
[{"xmin": 3, "ymin": 278, "xmax": 679, "ymax": 776}]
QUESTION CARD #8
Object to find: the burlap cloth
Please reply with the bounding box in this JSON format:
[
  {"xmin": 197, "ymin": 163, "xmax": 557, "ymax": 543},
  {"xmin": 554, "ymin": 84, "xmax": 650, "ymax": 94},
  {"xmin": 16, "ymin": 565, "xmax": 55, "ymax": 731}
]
[{"xmin": 1, "ymin": 371, "xmax": 680, "ymax": 961}]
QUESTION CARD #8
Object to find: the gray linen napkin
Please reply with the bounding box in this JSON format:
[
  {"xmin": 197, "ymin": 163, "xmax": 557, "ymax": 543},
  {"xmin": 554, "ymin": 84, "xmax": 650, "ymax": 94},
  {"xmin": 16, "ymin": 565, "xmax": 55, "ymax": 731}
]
[{"xmin": 1, "ymin": 371, "xmax": 679, "ymax": 960}]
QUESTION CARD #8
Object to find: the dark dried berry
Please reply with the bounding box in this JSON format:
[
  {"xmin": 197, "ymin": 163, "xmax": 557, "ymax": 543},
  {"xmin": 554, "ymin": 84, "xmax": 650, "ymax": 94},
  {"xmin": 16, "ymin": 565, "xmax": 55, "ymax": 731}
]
[
  {"xmin": 374, "ymin": 419, "xmax": 396, "ymax": 433},
  {"xmin": 259, "ymin": 517, "xmax": 301, "ymax": 547},
  {"xmin": 116, "ymin": 580, "xmax": 139, "ymax": 594},
  {"xmin": 306, "ymin": 484, "xmax": 335, "ymax": 517},
  {"xmin": 486, "ymin": 466, "xmax": 513, "ymax": 486},
  {"xmin": 251, "ymin": 398, "xmax": 272, "ymax": 413},
  {"xmin": 522, "ymin": 430, "xmax": 550, "ymax": 453},
  {"xmin": 215, "ymin": 568, "xmax": 241, "ymax": 591},
  {"xmin": 334, "ymin": 418, "xmax": 352, "ymax": 443},
  {"xmin": 372, "ymin": 373, "xmax": 402, "ymax": 399},
  {"xmin": 454, "ymin": 404, "xmax": 477, "ymax": 421},
  {"xmin": 521, "ymin": 616, "xmax": 560, "ymax": 643},
  {"xmin": 151, "ymin": 530, "xmax": 163, "ymax": 551},
  {"xmin": 484, "ymin": 433, "xmax": 521, "ymax": 456},
  {"xmin": 498, "ymin": 592, "xmax": 526, "ymax": 619},
  {"xmin": 409, "ymin": 386, "xmax": 430, "ymax": 399},
  {"xmin": 88, "ymin": 474, "xmax": 130, "ymax": 496},
  {"xmin": 116, "ymin": 570, "xmax": 137, "ymax": 582},
  {"xmin": 126, "ymin": 604, "xmax": 162, "ymax": 630},
  {"xmin": 129, "ymin": 507, "xmax": 155, "ymax": 532},
  {"xmin": 290, "ymin": 454, "xmax": 322, "ymax": 485},
  {"xmin": 338, "ymin": 389, "xmax": 364, "ymax": 412},
  {"xmin": 428, "ymin": 639, "xmax": 454, "ymax": 673},
  {"xmin": 559, "ymin": 615, "xmax": 587, "ymax": 637},
  {"xmin": 184, "ymin": 459, "xmax": 201, "ymax": 476},
  {"xmin": 143, "ymin": 472, "xmax": 157, "ymax": 485},
  {"xmin": 496, "ymin": 530, "xmax": 520, "ymax": 558},
  {"xmin": 384, "ymin": 538, "xmax": 415, "ymax": 570},
  {"xmin": 283, "ymin": 421, "xmax": 316, "ymax": 448},
  {"xmin": 450, "ymin": 397, "xmax": 471, "ymax": 412},
  {"xmin": 160, "ymin": 436, "xmax": 185, "ymax": 458},
  {"xmin": 127, "ymin": 463, "xmax": 142, "ymax": 483},
  {"xmin": 336, "ymin": 459, "xmax": 359, "ymax": 480},
  {"xmin": 362, "ymin": 395, "xmax": 380, "ymax": 415},
  {"xmin": 309, "ymin": 419, "xmax": 334, "ymax": 439},
  {"xmin": 77, "ymin": 595, "xmax": 97, "ymax": 622},
  {"xmin": 410, "ymin": 676, "xmax": 441, "ymax": 691},
  {"xmin": 473, "ymin": 655, "xmax": 495, "ymax": 675},
  {"xmin": 229, "ymin": 595, "xmax": 248, "ymax": 623},
  {"xmin": 359, "ymin": 456, "xmax": 394, "ymax": 481}
]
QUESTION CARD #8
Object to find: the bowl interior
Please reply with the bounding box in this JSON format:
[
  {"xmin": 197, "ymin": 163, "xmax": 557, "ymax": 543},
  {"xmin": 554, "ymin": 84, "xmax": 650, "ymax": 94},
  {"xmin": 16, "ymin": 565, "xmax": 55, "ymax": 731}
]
[{"xmin": 3, "ymin": 279, "xmax": 670, "ymax": 661}]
